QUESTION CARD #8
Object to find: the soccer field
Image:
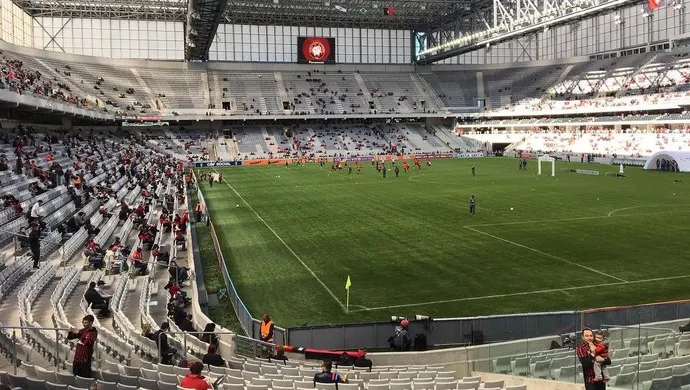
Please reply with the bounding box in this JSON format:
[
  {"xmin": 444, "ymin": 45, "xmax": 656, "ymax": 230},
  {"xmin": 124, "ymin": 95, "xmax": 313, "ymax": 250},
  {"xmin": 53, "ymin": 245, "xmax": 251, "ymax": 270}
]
[{"xmin": 197, "ymin": 158, "xmax": 690, "ymax": 328}]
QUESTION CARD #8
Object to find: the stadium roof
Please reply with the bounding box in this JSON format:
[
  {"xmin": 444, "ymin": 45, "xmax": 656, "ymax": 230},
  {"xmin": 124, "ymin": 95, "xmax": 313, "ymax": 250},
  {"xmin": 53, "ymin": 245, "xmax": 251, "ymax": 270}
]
[
  {"xmin": 15, "ymin": 0, "xmax": 486, "ymax": 30},
  {"xmin": 222, "ymin": 0, "xmax": 487, "ymax": 30}
]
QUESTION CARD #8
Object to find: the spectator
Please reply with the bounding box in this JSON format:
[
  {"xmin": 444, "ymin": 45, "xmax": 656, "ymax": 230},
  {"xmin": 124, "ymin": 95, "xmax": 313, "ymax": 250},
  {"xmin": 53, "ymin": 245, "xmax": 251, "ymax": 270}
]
[
  {"xmin": 67, "ymin": 315, "xmax": 98, "ymax": 378},
  {"xmin": 29, "ymin": 199, "xmax": 44, "ymax": 225},
  {"xmin": 270, "ymin": 345, "xmax": 289, "ymax": 364},
  {"xmin": 202, "ymin": 344, "xmax": 225, "ymax": 367},
  {"xmin": 130, "ymin": 247, "xmax": 147, "ymax": 275},
  {"xmin": 84, "ymin": 281, "xmax": 110, "ymax": 317},
  {"xmin": 200, "ymin": 323, "xmax": 219, "ymax": 348},
  {"xmin": 577, "ymin": 328, "xmax": 611, "ymax": 390},
  {"xmin": 179, "ymin": 361, "xmax": 211, "ymax": 390},
  {"xmin": 95, "ymin": 280, "xmax": 112, "ymax": 299},
  {"xmin": 153, "ymin": 322, "xmax": 177, "ymax": 365},
  {"xmin": 28, "ymin": 223, "xmax": 41, "ymax": 269},
  {"xmin": 180, "ymin": 314, "xmax": 196, "ymax": 333},
  {"xmin": 141, "ymin": 323, "xmax": 154, "ymax": 340},
  {"xmin": 313, "ymin": 360, "xmax": 348, "ymax": 388},
  {"xmin": 168, "ymin": 260, "xmax": 189, "ymax": 283}
]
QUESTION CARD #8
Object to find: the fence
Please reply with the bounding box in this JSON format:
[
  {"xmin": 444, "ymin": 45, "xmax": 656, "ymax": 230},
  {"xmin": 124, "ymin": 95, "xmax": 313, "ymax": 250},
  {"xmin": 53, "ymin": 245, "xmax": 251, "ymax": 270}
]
[
  {"xmin": 287, "ymin": 300, "xmax": 690, "ymax": 350},
  {"xmin": 193, "ymin": 174, "xmax": 286, "ymax": 345}
]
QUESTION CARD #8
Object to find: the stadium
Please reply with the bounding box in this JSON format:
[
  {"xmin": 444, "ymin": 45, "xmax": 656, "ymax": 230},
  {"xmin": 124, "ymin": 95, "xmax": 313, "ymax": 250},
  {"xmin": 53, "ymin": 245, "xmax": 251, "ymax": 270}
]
[{"xmin": 0, "ymin": 0, "xmax": 686, "ymax": 388}]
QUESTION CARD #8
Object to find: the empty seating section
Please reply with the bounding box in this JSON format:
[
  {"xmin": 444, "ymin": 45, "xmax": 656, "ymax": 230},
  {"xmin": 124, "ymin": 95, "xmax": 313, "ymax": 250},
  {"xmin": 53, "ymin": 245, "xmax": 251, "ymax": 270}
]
[
  {"xmin": 139, "ymin": 68, "xmax": 208, "ymax": 111},
  {"xmin": 359, "ymin": 74, "xmax": 438, "ymax": 114},
  {"xmin": 421, "ymin": 72, "xmax": 478, "ymax": 109},
  {"xmin": 282, "ymin": 72, "xmax": 368, "ymax": 115},
  {"xmin": 213, "ymin": 72, "xmax": 283, "ymax": 114}
]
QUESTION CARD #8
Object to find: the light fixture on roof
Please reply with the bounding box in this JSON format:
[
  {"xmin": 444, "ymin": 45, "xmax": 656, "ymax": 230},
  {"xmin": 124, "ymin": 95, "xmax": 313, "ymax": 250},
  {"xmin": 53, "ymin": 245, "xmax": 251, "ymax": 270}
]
[
  {"xmin": 324, "ymin": 0, "xmax": 330, "ymax": 5},
  {"xmin": 420, "ymin": 4, "xmax": 425, "ymax": 10},
  {"xmin": 273, "ymin": 0, "xmax": 278, "ymax": 3}
]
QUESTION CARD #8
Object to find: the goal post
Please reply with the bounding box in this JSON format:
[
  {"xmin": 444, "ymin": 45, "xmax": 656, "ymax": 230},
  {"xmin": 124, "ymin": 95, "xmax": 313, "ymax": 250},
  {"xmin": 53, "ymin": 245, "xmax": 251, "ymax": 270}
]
[{"xmin": 538, "ymin": 155, "xmax": 556, "ymax": 176}]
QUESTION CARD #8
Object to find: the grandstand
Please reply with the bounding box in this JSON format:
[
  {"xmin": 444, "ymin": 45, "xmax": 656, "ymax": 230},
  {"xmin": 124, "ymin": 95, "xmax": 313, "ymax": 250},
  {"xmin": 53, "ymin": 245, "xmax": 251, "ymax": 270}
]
[{"xmin": 0, "ymin": 0, "xmax": 687, "ymax": 389}]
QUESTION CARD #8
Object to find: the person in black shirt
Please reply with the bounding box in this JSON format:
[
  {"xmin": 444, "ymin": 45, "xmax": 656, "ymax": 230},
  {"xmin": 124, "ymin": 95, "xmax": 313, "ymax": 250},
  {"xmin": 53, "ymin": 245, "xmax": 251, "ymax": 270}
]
[
  {"xmin": 153, "ymin": 322, "xmax": 177, "ymax": 365},
  {"xmin": 83, "ymin": 282, "xmax": 110, "ymax": 317},
  {"xmin": 29, "ymin": 223, "xmax": 41, "ymax": 269},
  {"xmin": 313, "ymin": 361, "xmax": 348, "ymax": 388},
  {"xmin": 201, "ymin": 344, "xmax": 224, "ymax": 367}
]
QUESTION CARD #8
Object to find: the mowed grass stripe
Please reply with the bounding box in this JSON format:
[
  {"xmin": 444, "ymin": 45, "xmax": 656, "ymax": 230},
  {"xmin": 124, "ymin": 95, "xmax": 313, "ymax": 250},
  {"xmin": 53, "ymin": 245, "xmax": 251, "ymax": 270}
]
[{"xmin": 200, "ymin": 159, "xmax": 688, "ymax": 327}]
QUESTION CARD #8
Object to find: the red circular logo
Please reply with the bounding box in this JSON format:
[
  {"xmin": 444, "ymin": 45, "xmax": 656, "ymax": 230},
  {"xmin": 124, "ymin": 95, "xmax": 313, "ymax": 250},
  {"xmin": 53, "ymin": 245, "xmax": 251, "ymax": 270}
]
[{"xmin": 302, "ymin": 38, "xmax": 331, "ymax": 62}]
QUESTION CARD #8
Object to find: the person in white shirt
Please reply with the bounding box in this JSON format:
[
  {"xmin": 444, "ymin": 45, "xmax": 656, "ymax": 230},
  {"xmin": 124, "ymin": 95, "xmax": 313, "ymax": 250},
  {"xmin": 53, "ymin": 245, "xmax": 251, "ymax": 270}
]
[
  {"xmin": 29, "ymin": 200, "xmax": 44, "ymax": 226},
  {"xmin": 95, "ymin": 280, "xmax": 112, "ymax": 299}
]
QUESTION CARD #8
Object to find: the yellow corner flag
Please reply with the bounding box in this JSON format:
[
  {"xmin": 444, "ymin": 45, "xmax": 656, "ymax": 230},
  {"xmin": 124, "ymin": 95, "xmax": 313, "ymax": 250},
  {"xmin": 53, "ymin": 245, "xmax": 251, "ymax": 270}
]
[{"xmin": 345, "ymin": 276, "xmax": 351, "ymax": 313}]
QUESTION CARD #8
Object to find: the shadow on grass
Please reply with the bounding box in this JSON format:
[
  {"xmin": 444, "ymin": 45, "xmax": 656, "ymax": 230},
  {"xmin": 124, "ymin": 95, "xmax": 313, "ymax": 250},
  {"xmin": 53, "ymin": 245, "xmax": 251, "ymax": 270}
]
[{"xmin": 191, "ymin": 186, "xmax": 244, "ymax": 334}]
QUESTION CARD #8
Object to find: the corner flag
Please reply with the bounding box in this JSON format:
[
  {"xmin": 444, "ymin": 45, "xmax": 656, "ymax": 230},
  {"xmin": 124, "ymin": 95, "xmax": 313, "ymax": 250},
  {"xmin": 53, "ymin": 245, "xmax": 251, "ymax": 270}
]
[{"xmin": 345, "ymin": 276, "xmax": 352, "ymax": 313}]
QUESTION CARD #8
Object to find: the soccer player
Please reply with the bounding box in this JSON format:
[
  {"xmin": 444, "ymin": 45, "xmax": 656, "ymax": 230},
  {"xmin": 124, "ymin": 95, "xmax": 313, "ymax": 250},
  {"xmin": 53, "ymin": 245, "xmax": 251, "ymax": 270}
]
[
  {"xmin": 394, "ymin": 165, "xmax": 400, "ymax": 177},
  {"xmin": 348, "ymin": 165, "xmax": 352, "ymax": 175},
  {"xmin": 469, "ymin": 195, "xmax": 476, "ymax": 215},
  {"xmin": 382, "ymin": 165, "xmax": 387, "ymax": 178},
  {"xmin": 426, "ymin": 159, "xmax": 432, "ymax": 168},
  {"xmin": 356, "ymin": 163, "xmax": 362, "ymax": 174},
  {"xmin": 471, "ymin": 166, "xmax": 476, "ymax": 176},
  {"xmin": 403, "ymin": 161, "xmax": 410, "ymax": 173}
]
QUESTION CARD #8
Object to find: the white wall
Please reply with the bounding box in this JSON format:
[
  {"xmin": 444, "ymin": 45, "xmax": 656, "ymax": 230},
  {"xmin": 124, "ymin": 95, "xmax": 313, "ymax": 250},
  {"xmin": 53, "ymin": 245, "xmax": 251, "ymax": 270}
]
[
  {"xmin": 0, "ymin": 0, "xmax": 32, "ymax": 47},
  {"xmin": 210, "ymin": 24, "xmax": 411, "ymax": 64},
  {"xmin": 33, "ymin": 18, "xmax": 184, "ymax": 60},
  {"xmin": 443, "ymin": 2, "xmax": 689, "ymax": 64}
]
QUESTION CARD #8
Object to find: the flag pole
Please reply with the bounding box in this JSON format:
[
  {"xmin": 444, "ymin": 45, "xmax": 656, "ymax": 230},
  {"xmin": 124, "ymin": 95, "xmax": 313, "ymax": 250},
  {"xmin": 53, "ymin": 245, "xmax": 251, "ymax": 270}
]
[
  {"xmin": 345, "ymin": 275, "xmax": 351, "ymax": 314},
  {"xmin": 346, "ymin": 288, "xmax": 350, "ymax": 314}
]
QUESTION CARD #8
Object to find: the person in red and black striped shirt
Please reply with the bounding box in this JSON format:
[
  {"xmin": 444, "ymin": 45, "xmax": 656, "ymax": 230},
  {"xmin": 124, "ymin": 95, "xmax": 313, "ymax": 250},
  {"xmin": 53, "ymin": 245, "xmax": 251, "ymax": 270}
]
[
  {"xmin": 577, "ymin": 328, "xmax": 611, "ymax": 390},
  {"xmin": 67, "ymin": 315, "xmax": 98, "ymax": 378}
]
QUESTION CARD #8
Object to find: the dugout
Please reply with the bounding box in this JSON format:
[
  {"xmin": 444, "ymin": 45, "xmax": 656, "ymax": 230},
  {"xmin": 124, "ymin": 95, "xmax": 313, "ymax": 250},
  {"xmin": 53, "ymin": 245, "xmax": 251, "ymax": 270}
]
[{"xmin": 643, "ymin": 150, "xmax": 690, "ymax": 172}]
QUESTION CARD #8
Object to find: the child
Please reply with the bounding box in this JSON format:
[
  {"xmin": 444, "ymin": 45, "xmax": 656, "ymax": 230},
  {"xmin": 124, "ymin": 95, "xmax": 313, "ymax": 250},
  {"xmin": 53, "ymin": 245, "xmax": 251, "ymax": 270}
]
[{"xmin": 594, "ymin": 330, "xmax": 610, "ymax": 382}]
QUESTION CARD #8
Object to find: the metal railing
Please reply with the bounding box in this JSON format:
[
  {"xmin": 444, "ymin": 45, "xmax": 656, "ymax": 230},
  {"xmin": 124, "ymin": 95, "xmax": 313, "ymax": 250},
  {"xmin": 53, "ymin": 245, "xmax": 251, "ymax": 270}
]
[{"xmin": 0, "ymin": 325, "xmax": 71, "ymax": 375}]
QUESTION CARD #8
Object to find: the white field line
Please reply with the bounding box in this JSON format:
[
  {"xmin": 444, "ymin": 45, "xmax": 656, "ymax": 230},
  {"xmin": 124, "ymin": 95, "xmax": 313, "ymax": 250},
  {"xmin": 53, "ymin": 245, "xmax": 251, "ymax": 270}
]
[
  {"xmin": 464, "ymin": 226, "xmax": 628, "ymax": 282},
  {"xmin": 348, "ymin": 274, "xmax": 690, "ymax": 312},
  {"xmin": 465, "ymin": 209, "xmax": 690, "ymax": 228},
  {"xmin": 211, "ymin": 168, "xmax": 347, "ymax": 312}
]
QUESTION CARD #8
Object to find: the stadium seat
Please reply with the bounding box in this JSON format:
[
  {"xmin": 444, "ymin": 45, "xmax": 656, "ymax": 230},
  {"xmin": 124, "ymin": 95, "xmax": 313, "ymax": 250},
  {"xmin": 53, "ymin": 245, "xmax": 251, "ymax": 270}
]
[{"xmin": 46, "ymin": 382, "xmax": 68, "ymax": 390}]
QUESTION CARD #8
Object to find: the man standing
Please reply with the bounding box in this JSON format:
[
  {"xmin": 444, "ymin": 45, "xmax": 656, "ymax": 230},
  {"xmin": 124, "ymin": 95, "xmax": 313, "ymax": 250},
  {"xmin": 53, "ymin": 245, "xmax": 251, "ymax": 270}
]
[
  {"xmin": 67, "ymin": 315, "xmax": 98, "ymax": 378},
  {"xmin": 469, "ymin": 195, "xmax": 476, "ymax": 216},
  {"xmin": 29, "ymin": 200, "xmax": 44, "ymax": 225},
  {"xmin": 577, "ymin": 328, "xmax": 611, "ymax": 390},
  {"xmin": 29, "ymin": 223, "xmax": 41, "ymax": 269},
  {"xmin": 260, "ymin": 314, "xmax": 274, "ymax": 343},
  {"xmin": 471, "ymin": 166, "xmax": 476, "ymax": 176},
  {"xmin": 195, "ymin": 202, "xmax": 203, "ymax": 223}
]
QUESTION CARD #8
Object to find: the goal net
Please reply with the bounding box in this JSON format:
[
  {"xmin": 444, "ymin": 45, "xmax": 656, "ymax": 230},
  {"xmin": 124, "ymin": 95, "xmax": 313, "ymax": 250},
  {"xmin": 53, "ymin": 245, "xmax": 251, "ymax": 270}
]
[{"xmin": 538, "ymin": 155, "xmax": 555, "ymax": 176}]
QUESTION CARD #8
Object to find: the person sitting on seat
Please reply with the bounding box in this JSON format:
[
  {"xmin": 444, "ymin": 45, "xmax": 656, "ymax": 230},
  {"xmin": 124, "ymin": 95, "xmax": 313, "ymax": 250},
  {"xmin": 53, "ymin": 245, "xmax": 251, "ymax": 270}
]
[
  {"xmin": 174, "ymin": 226, "xmax": 186, "ymax": 250},
  {"xmin": 202, "ymin": 344, "xmax": 225, "ymax": 367},
  {"xmin": 168, "ymin": 260, "xmax": 189, "ymax": 284},
  {"xmin": 84, "ymin": 281, "xmax": 110, "ymax": 318},
  {"xmin": 130, "ymin": 247, "xmax": 147, "ymax": 275},
  {"xmin": 152, "ymin": 244, "xmax": 169, "ymax": 265},
  {"xmin": 179, "ymin": 361, "xmax": 211, "ymax": 390},
  {"xmin": 314, "ymin": 360, "xmax": 348, "ymax": 388},
  {"xmin": 153, "ymin": 322, "xmax": 177, "ymax": 365}
]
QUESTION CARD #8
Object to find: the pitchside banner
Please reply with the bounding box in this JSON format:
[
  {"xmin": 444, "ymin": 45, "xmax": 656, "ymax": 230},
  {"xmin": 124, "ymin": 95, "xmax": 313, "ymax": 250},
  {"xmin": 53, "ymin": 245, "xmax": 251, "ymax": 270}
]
[
  {"xmin": 195, "ymin": 161, "xmax": 243, "ymax": 167},
  {"xmin": 297, "ymin": 37, "xmax": 336, "ymax": 64}
]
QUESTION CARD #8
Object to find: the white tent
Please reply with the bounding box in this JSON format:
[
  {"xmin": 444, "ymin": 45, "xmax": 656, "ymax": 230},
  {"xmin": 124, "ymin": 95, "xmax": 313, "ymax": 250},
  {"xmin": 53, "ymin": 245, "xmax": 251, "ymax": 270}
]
[{"xmin": 643, "ymin": 150, "xmax": 690, "ymax": 172}]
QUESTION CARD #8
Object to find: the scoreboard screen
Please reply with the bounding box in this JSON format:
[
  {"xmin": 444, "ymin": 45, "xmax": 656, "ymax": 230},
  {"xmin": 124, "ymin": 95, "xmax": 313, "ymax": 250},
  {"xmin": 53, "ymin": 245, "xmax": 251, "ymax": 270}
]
[{"xmin": 297, "ymin": 37, "xmax": 336, "ymax": 64}]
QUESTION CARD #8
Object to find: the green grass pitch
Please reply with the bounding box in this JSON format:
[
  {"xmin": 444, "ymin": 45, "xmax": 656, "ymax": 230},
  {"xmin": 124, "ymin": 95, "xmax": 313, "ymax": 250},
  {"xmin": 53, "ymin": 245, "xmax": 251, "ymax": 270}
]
[{"xmin": 197, "ymin": 158, "xmax": 690, "ymax": 328}]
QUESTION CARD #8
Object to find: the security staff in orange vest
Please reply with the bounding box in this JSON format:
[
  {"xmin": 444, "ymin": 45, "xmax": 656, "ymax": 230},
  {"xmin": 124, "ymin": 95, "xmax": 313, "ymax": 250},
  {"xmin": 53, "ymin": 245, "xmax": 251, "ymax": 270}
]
[
  {"xmin": 260, "ymin": 314, "xmax": 274, "ymax": 343},
  {"xmin": 195, "ymin": 202, "xmax": 202, "ymax": 223}
]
